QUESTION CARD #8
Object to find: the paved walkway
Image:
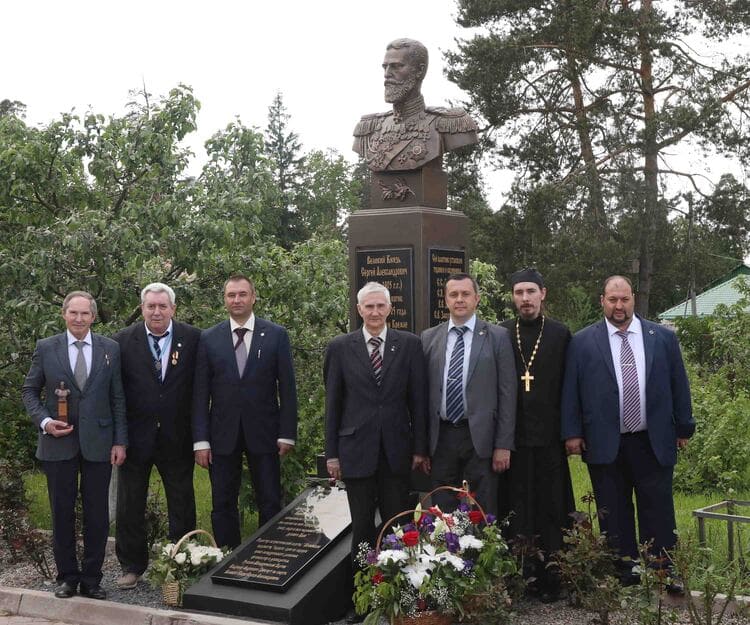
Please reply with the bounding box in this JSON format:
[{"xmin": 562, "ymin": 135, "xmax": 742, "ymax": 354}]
[{"xmin": 0, "ymin": 587, "xmax": 272, "ymax": 625}]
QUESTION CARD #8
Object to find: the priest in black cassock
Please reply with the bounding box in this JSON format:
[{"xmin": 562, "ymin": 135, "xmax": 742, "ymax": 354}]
[{"xmin": 500, "ymin": 268, "xmax": 575, "ymax": 602}]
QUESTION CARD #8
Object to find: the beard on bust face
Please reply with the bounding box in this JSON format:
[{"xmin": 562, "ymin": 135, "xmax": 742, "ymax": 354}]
[{"xmin": 384, "ymin": 75, "xmax": 419, "ymax": 104}]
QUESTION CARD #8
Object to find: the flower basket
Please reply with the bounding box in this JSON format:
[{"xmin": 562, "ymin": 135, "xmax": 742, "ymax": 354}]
[
  {"xmin": 393, "ymin": 610, "xmax": 453, "ymax": 625},
  {"xmin": 354, "ymin": 482, "xmax": 519, "ymax": 625},
  {"xmin": 149, "ymin": 528, "xmax": 222, "ymax": 607}
]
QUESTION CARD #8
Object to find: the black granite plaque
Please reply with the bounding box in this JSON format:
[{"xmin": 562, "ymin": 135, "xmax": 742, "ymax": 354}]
[
  {"xmin": 355, "ymin": 248, "xmax": 414, "ymax": 332},
  {"xmin": 428, "ymin": 248, "xmax": 466, "ymax": 327},
  {"xmin": 211, "ymin": 486, "xmax": 351, "ymax": 592}
]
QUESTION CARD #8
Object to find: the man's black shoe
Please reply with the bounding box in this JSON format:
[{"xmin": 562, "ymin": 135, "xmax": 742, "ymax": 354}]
[
  {"xmin": 664, "ymin": 577, "xmax": 685, "ymax": 596},
  {"xmin": 79, "ymin": 584, "xmax": 107, "ymax": 600},
  {"xmin": 345, "ymin": 609, "xmax": 365, "ymax": 624},
  {"xmin": 54, "ymin": 581, "xmax": 76, "ymax": 598}
]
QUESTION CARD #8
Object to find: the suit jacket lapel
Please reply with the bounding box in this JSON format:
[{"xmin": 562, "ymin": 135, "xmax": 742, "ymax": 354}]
[
  {"xmin": 86, "ymin": 334, "xmax": 106, "ymax": 390},
  {"xmin": 350, "ymin": 330, "xmax": 376, "ymax": 385},
  {"xmin": 466, "ymin": 320, "xmax": 487, "ymax": 383},
  {"xmin": 381, "ymin": 330, "xmax": 398, "ymax": 382},
  {"xmin": 434, "ymin": 323, "xmax": 449, "ymax": 384},
  {"xmin": 54, "ymin": 334, "xmax": 77, "ymax": 389},
  {"xmin": 594, "ymin": 320, "xmax": 617, "ymax": 383},
  {"xmin": 640, "ymin": 316, "xmax": 656, "ymax": 382},
  {"xmin": 161, "ymin": 322, "xmax": 179, "ymax": 384},
  {"xmin": 243, "ymin": 319, "xmax": 267, "ymax": 377}
]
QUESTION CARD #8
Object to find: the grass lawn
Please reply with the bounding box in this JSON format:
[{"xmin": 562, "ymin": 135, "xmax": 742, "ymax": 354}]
[{"xmin": 24, "ymin": 456, "xmax": 749, "ymax": 566}]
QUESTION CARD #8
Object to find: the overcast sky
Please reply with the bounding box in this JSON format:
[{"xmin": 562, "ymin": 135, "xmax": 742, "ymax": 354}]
[
  {"xmin": 4, "ymin": 1, "xmax": 505, "ymax": 195},
  {"xmin": 5, "ymin": 1, "xmax": 747, "ymax": 213}
]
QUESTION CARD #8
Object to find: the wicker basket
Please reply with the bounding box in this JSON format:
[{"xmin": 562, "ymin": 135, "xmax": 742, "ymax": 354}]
[
  {"xmin": 162, "ymin": 528, "xmax": 218, "ymax": 607},
  {"xmin": 393, "ymin": 611, "xmax": 453, "ymax": 625}
]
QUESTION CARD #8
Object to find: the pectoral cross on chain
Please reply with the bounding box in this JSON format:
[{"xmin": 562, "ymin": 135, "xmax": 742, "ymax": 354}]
[{"xmin": 521, "ymin": 370, "xmax": 534, "ymax": 392}]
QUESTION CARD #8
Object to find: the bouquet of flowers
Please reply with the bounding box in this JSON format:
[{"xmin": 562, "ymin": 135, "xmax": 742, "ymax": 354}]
[
  {"xmin": 354, "ymin": 487, "xmax": 521, "ymax": 625},
  {"xmin": 147, "ymin": 529, "xmax": 228, "ymax": 605}
]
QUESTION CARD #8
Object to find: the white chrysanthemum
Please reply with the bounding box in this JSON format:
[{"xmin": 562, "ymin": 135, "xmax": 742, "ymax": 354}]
[
  {"xmin": 162, "ymin": 543, "xmax": 175, "ymax": 557},
  {"xmin": 376, "ymin": 549, "xmax": 408, "ymax": 565},
  {"xmin": 436, "ymin": 552, "xmax": 465, "ymax": 571},
  {"xmin": 458, "ymin": 535, "xmax": 484, "ymax": 551},
  {"xmin": 174, "ymin": 552, "xmax": 187, "ymax": 565}
]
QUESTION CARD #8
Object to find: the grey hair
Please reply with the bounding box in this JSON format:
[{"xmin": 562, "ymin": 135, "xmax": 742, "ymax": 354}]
[
  {"xmin": 140, "ymin": 282, "xmax": 176, "ymax": 306},
  {"xmin": 357, "ymin": 282, "xmax": 391, "ymax": 305},
  {"xmin": 62, "ymin": 291, "xmax": 97, "ymax": 317}
]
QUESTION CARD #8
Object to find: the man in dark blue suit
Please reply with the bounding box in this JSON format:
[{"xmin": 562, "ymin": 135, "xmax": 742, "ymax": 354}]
[
  {"xmin": 561, "ymin": 276, "xmax": 694, "ymax": 587},
  {"xmin": 192, "ymin": 274, "xmax": 298, "ymax": 548}
]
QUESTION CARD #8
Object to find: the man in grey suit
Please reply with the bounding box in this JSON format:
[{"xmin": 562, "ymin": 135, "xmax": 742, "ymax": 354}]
[
  {"xmin": 422, "ymin": 273, "xmax": 516, "ymax": 515},
  {"xmin": 22, "ymin": 291, "xmax": 127, "ymax": 600}
]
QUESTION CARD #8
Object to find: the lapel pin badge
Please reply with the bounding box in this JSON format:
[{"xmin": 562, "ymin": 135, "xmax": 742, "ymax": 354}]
[
  {"xmin": 649, "ymin": 330, "xmax": 654, "ymax": 335},
  {"xmin": 260, "ymin": 332, "xmax": 265, "ymax": 337},
  {"xmin": 479, "ymin": 330, "xmax": 486, "ymax": 336},
  {"xmin": 104, "ymin": 353, "xmax": 110, "ymax": 366},
  {"xmin": 390, "ymin": 345, "xmax": 396, "ymax": 352}
]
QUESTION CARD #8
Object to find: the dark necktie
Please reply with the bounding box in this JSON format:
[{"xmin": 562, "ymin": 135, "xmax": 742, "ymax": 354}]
[
  {"xmin": 74, "ymin": 340, "xmax": 88, "ymax": 390},
  {"xmin": 617, "ymin": 330, "xmax": 641, "ymax": 432},
  {"xmin": 446, "ymin": 326, "xmax": 467, "ymax": 423},
  {"xmin": 149, "ymin": 332, "xmax": 169, "ymax": 382},
  {"xmin": 369, "ymin": 336, "xmax": 383, "ymax": 386},
  {"xmin": 235, "ymin": 328, "xmax": 249, "ymax": 376}
]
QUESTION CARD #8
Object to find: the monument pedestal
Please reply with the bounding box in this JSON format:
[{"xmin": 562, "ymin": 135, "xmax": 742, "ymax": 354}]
[{"xmin": 348, "ymin": 206, "xmax": 468, "ymax": 334}]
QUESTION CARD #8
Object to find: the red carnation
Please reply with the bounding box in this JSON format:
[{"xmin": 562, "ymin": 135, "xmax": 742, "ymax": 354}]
[
  {"xmin": 372, "ymin": 571, "xmax": 384, "ymax": 585},
  {"xmin": 468, "ymin": 510, "xmax": 484, "ymax": 524},
  {"xmin": 402, "ymin": 530, "xmax": 420, "ymax": 547}
]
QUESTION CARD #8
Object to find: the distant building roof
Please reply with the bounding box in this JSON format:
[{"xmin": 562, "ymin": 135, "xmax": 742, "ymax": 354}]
[{"xmin": 658, "ymin": 264, "xmax": 750, "ymax": 321}]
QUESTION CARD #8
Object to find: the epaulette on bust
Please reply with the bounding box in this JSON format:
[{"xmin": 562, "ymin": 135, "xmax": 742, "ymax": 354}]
[
  {"xmin": 353, "ymin": 111, "xmax": 389, "ymax": 136},
  {"xmin": 427, "ymin": 106, "xmax": 478, "ymax": 134}
]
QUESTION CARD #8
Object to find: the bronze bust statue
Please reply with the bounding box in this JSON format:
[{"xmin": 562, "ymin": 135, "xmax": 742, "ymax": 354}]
[{"xmin": 353, "ymin": 38, "xmax": 478, "ymax": 173}]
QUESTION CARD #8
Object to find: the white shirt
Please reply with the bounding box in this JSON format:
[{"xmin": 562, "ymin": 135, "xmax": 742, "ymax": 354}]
[
  {"xmin": 193, "ymin": 313, "xmax": 295, "ymax": 451},
  {"xmin": 230, "ymin": 314, "xmax": 255, "ymax": 352},
  {"xmin": 362, "ymin": 326, "xmax": 387, "ymax": 360},
  {"xmin": 440, "ymin": 314, "xmax": 476, "ymax": 420},
  {"xmin": 67, "ymin": 329, "xmax": 92, "ymax": 377},
  {"xmin": 605, "ymin": 316, "xmax": 647, "ymax": 433},
  {"xmin": 145, "ymin": 320, "xmax": 173, "ymax": 382}
]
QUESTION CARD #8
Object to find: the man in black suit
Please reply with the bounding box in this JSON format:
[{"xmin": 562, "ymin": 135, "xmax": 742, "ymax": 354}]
[
  {"xmin": 113, "ymin": 282, "xmax": 201, "ymax": 589},
  {"xmin": 192, "ymin": 274, "xmax": 298, "ymax": 549},
  {"xmin": 325, "ymin": 282, "xmax": 428, "ymax": 574},
  {"xmin": 22, "ymin": 291, "xmax": 127, "ymax": 600}
]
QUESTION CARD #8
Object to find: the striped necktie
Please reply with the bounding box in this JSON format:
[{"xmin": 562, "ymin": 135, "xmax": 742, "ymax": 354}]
[
  {"xmin": 446, "ymin": 326, "xmax": 467, "ymax": 423},
  {"xmin": 369, "ymin": 336, "xmax": 383, "ymax": 386},
  {"xmin": 617, "ymin": 330, "xmax": 641, "ymax": 432},
  {"xmin": 149, "ymin": 332, "xmax": 168, "ymax": 382}
]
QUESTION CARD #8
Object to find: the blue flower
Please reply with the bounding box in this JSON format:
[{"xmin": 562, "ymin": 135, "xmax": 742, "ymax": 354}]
[
  {"xmin": 403, "ymin": 522, "xmax": 417, "ymax": 533},
  {"xmin": 382, "ymin": 534, "xmax": 402, "ymax": 550},
  {"xmin": 366, "ymin": 549, "xmax": 378, "ymax": 565},
  {"xmin": 458, "ymin": 502, "xmax": 471, "ymax": 513},
  {"xmin": 462, "ymin": 559, "xmax": 475, "ymax": 575},
  {"xmin": 445, "ymin": 532, "xmax": 460, "ymax": 553},
  {"xmin": 486, "ymin": 513, "xmax": 497, "ymax": 525}
]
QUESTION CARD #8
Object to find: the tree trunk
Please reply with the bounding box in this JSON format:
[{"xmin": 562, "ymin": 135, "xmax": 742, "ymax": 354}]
[{"xmin": 636, "ymin": 0, "xmax": 659, "ymax": 317}]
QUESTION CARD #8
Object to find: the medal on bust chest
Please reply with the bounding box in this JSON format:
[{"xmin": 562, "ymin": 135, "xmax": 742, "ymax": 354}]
[{"xmin": 516, "ymin": 316, "xmax": 545, "ymax": 392}]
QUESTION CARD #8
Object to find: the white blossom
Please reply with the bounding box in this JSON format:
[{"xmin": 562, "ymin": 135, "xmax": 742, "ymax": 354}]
[
  {"xmin": 458, "ymin": 535, "xmax": 484, "ymax": 551},
  {"xmin": 174, "ymin": 552, "xmax": 187, "ymax": 565},
  {"xmin": 377, "ymin": 549, "xmax": 408, "ymax": 565}
]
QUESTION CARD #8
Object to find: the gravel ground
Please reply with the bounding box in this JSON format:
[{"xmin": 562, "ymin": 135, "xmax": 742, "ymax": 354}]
[{"xmin": 2, "ymin": 540, "xmax": 749, "ymax": 624}]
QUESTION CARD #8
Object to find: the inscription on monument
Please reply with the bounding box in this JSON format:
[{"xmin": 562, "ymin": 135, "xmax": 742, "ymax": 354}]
[
  {"xmin": 356, "ymin": 248, "xmax": 414, "ymax": 332},
  {"xmin": 429, "ymin": 248, "xmax": 466, "ymax": 327},
  {"xmin": 211, "ymin": 486, "xmax": 351, "ymax": 592}
]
